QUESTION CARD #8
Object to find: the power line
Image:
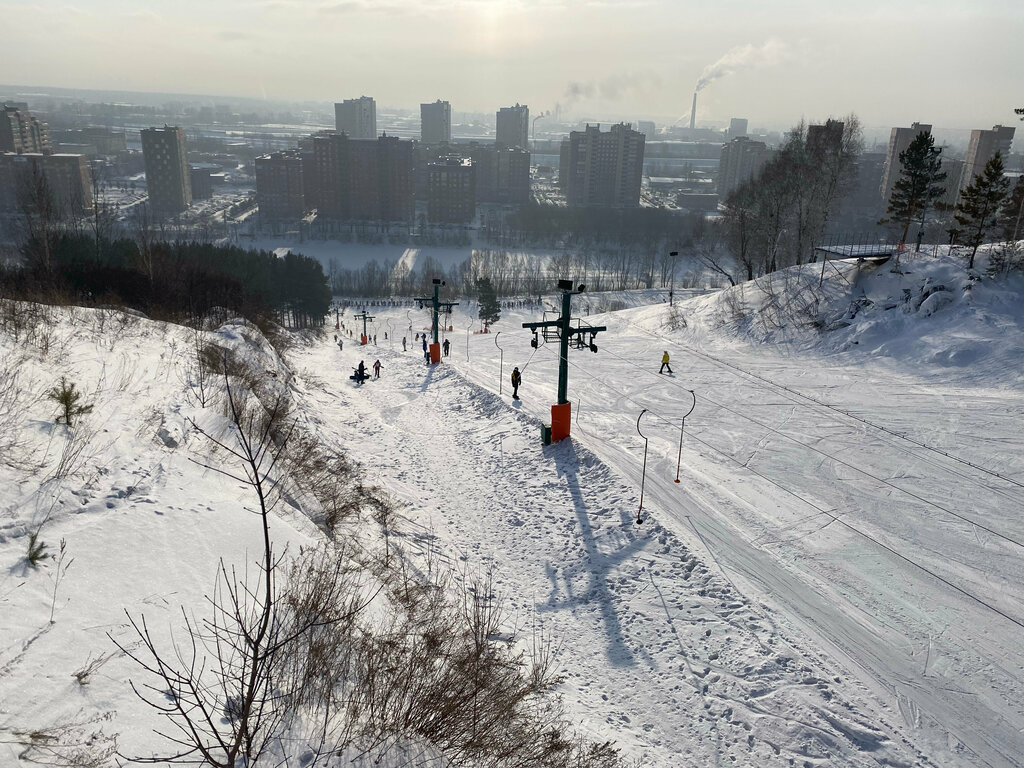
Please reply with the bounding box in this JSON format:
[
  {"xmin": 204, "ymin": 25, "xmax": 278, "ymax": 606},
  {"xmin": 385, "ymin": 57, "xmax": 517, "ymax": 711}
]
[
  {"xmin": 623, "ymin": 316, "xmax": 1024, "ymax": 494},
  {"xmin": 529, "ymin": 343, "xmax": 1024, "ymax": 632},
  {"xmin": 594, "ymin": 342, "xmax": 1024, "ymax": 554}
]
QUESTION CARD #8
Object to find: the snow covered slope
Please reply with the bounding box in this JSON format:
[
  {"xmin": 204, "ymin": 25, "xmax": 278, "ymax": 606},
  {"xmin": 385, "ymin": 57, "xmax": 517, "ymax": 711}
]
[{"xmin": 2, "ymin": 247, "xmax": 1022, "ymax": 766}]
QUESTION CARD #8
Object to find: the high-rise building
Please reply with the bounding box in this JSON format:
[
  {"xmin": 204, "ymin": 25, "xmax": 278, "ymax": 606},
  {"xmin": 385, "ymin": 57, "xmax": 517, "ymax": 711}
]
[
  {"xmin": 718, "ymin": 136, "xmax": 770, "ymax": 201},
  {"xmin": 0, "ymin": 104, "xmax": 50, "ymax": 154},
  {"xmin": 559, "ymin": 123, "xmax": 645, "ymax": 208},
  {"xmin": 255, "ymin": 150, "xmax": 305, "ymax": 223},
  {"xmin": 880, "ymin": 122, "xmax": 932, "ymax": 204},
  {"xmin": 334, "ymin": 97, "xmax": 377, "ymax": 140},
  {"xmin": 959, "ymin": 125, "xmax": 1016, "ymax": 200},
  {"xmin": 427, "ymin": 157, "xmax": 475, "ymax": 223},
  {"xmin": 189, "ymin": 166, "xmax": 214, "ymax": 200},
  {"xmin": 467, "ymin": 143, "xmax": 530, "ymax": 204},
  {"xmin": 140, "ymin": 126, "xmax": 191, "ymax": 215},
  {"xmin": 637, "ymin": 121, "xmax": 657, "ymax": 138},
  {"xmin": 728, "ymin": 118, "xmax": 748, "ymax": 138},
  {"xmin": 309, "ymin": 132, "xmax": 415, "ymax": 222},
  {"xmin": 0, "ymin": 152, "xmax": 91, "ymax": 215},
  {"xmin": 310, "ymin": 132, "xmax": 348, "ymax": 219},
  {"xmin": 421, "ymin": 100, "xmax": 452, "ymax": 145},
  {"xmin": 806, "ymin": 120, "xmax": 844, "ymax": 156},
  {"xmin": 496, "ymin": 104, "xmax": 529, "ymax": 150}
]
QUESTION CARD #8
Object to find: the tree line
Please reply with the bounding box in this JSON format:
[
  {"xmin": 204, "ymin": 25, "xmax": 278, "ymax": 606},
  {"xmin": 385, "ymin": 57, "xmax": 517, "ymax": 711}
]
[
  {"xmin": 704, "ymin": 112, "xmax": 1024, "ymax": 284},
  {"xmin": 325, "ymin": 244, "xmax": 706, "ymax": 299},
  {"xmin": 884, "ymin": 129, "xmax": 1024, "ymax": 272},
  {"xmin": 703, "ymin": 117, "xmax": 863, "ymax": 285},
  {"xmin": 3, "ymin": 234, "xmax": 332, "ymax": 329}
]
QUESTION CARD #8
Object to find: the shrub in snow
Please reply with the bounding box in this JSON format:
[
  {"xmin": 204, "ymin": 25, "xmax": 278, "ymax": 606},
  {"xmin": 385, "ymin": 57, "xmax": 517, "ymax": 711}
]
[{"xmin": 46, "ymin": 376, "xmax": 93, "ymax": 427}]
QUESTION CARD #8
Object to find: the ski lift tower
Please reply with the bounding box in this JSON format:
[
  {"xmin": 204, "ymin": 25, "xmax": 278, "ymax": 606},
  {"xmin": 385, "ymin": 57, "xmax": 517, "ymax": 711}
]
[
  {"xmin": 415, "ymin": 278, "xmax": 460, "ymax": 364},
  {"xmin": 522, "ymin": 279, "xmax": 606, "ymax": 443},
  {"xmin": 354, "ymin": 311, "xmax": 375, "ymax": 345}
]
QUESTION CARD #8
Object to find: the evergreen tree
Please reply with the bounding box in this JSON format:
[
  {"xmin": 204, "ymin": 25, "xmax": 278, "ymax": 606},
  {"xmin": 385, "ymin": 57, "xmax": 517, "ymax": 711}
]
[
  {"xmin": 476, "ymin": 277, "xmax": 500, "ymax": 328},
  {"xmin": 47, "ymin": 377, "xmax": 94, "ymax": 427},
  {"xmin": 954, "ymin": 153, "xmax": 1011, "ymax": 270},
  {"xmin": 886, "ymin": 131, "xmax": 947, "ymax": 250}
]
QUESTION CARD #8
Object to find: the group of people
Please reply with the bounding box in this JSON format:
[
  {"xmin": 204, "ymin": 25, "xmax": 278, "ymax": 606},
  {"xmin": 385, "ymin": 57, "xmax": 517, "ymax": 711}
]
[
  {"xmin": 351, "ymin": 359, "xmax": 382, "ymax": 385},
  {"xmin": 339, "ymin": 334, "xmax": 674, "ymax": 399}
]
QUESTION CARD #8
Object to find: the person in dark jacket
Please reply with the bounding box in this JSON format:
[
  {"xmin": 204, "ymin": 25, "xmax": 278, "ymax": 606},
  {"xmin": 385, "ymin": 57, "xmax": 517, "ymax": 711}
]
[
  {"xmin": 442, "ymin": 338, "xmax": 450, "ymax": 357},
  {"xmin": 354, "ymin": 360, "xmax": 367, "ymax": 384},
  {"xmin": 511, "ymin": 367, "xmax": 521, "ymax": 399}
]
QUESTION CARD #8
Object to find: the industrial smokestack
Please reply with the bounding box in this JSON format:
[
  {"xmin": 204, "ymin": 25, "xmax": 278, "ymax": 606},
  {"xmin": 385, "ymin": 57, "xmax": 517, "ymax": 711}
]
[{"xmin": 689, "ymin": 92, "xmax": 697, "ymax": 131}]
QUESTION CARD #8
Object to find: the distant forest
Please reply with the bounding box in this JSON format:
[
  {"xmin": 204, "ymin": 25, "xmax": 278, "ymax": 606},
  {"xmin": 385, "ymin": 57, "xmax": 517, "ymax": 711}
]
[{"xmin": 2, "ymin": 235, "xmax": 331, "ymax": 329}]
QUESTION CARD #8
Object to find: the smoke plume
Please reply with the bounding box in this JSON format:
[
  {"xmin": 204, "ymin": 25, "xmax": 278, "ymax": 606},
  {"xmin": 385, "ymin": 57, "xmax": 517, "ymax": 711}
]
[
  {"xmin": 562, "ymin": 72, "xmax": 662, "ymax": 109},
  {"xmin": 696, "ymin": 40, "xmax": 785, "ymax": 92}
]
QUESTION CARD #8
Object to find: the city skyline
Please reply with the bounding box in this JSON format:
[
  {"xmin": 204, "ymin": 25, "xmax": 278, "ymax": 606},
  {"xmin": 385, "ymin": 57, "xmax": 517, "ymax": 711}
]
[{"xmin": 1, "ymin": 0, "xmax": 1020, "ymax": 132}]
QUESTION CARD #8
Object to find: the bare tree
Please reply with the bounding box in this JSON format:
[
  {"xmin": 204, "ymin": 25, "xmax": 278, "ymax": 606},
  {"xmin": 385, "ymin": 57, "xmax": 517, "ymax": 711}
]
[
  {"xmin": 115, "ymin": 376, "xmax": 365, "ymax": 766},
  {"xmin": 18, "ymin": 158, "xmax": 62, "ymax": 276}
]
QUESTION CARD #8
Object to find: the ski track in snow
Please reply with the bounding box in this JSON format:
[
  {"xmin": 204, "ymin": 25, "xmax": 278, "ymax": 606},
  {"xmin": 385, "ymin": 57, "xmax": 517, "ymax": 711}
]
[{"xmin": 296, "ymin": 331, "xmax": 939, "ymax": 767}]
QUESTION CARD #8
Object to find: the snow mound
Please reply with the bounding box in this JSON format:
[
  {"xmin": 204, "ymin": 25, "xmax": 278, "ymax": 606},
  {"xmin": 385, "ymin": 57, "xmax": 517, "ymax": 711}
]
[{"xmin": 630, "ymin": 250, "xmax": 1024, "ymax": 387}]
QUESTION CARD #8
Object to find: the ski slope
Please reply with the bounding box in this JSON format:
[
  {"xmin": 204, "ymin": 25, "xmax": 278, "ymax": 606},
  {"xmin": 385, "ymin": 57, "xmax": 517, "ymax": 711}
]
[
  {"xmin": 317, "ymin": 252, "xmax": 1024, "ymax": 766},
  {"xmin": 2, "ymin": 249, "xmax": 1023, "ymax": 766}
]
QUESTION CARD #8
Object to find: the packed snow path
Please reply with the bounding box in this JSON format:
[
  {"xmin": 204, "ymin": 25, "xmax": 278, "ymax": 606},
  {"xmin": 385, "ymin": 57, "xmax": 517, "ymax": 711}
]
[{"xmin": 298, "ymin": 308, "xmax": 1024, "ymax": 767}]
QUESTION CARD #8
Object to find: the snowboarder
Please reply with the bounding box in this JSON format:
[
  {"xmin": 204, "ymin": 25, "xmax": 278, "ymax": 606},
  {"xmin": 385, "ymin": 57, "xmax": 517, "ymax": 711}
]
[
  {"xmin": 402, "ymin": 336, "xmax": 407, "ymax": 351},
  {"xmin": 511, "ymin": 367, "xmax": 521, "ymax": 399},
  {"xmin": 660, "ymin": 351, "xmax": 673, "ymax": 374},
  {"xmin": 442, "ymin": 338, "xmax": 450, "ymax": 357},
  {"xmin": 373, "ymin": 359, "xmax": 382, "ymax": 378}
]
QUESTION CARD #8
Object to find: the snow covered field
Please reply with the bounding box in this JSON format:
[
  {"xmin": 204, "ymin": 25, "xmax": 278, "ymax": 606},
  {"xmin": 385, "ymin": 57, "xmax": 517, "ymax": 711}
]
[{"xmin": 2, "ymin": 249, "xmax": 1023, "ymax": 766}]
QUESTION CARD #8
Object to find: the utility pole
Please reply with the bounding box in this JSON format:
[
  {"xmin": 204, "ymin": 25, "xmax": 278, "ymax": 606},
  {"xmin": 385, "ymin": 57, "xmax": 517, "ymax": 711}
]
[
  {"xmin": 522, "ymin": 279, "xmax": 606, "ymax": 443},
  {"xmin": 354, "ymin": 311, "xmax": 374, "ymax": 345},
  {"xmin": 414, "ymin": 278, "xmax": 459, "ymax": 364}
]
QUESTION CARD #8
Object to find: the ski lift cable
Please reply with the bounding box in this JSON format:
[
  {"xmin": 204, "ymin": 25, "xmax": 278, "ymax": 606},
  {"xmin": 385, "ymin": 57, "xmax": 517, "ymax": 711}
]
[
  {"xmin": 682, "ymin": 424, "xmax": 1024, "ymax": 634},
  {"xmin": 619, "ymin": 316, "xmax": 1024, "ymax": 495},
  {"xmin": 531, "ymin": 345, "xmax": 1024, "ymax": 632},
  {"xmin": 593, "ymin": 343, "xmax": 1024, "ymax": 555}
]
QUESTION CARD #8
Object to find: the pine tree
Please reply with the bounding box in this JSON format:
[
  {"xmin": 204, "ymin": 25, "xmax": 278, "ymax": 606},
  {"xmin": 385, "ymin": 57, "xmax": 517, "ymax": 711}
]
[
  {"xmin": 886, "ymin": 131, "xmax": 947, "ymax": 250},
  {"xmin": 476, "ymin": 277, "xmax": 500, "ymax": 329},
  {"xmin": 954, "ymin": 153, "xmax": 1011, "ymax": 270},
  {"xmin": 46, "ymin": 377, "xmax": 94, "ymax": 427}
]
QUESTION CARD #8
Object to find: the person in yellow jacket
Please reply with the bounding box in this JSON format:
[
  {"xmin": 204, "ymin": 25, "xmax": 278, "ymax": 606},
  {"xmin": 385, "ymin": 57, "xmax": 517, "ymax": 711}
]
[{"xmin": 659, "ymin": 350, "xmax": 673, "ymax": 374}]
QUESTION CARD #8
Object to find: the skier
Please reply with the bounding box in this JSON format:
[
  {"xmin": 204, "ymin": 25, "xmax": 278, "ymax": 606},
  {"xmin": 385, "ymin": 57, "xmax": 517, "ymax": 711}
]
[
  {"xmin": 422, "ymin": 335, "xmax": 428, "ymax": 354},
  {"xmin": 511, "ymin": 366, "xmax": 521, "ymax": 399},
  {"xmin": 659, "ymin": 351, "xmax": 673, "ymax": 374},
  {"xmin": 373, "ymin": 359, "xmax": 382, "ymax": 378},
  {"xmin": 402, "ymin": 336, "xmax": 407, "ymax": 351},
  {"xmin": 337, "ymin": 337, "xmax": 343, "ymax": 351},
  {"xmin": 442, "ymin": 338, "xmax": 450, "ymax": 357}
]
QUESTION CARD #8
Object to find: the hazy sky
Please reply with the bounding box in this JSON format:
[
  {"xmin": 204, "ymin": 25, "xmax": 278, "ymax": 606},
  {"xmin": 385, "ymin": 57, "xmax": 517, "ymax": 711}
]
[{"xmin": 3, "ymin": 0, "xmax": 1022, "ymax": 132}]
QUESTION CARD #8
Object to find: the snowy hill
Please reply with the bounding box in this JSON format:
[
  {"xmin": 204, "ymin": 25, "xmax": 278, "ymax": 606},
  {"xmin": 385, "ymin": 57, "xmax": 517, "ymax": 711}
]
[{"xmin": 2, "ymin": 248, "xmax": 1023, "ymax": 767}]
